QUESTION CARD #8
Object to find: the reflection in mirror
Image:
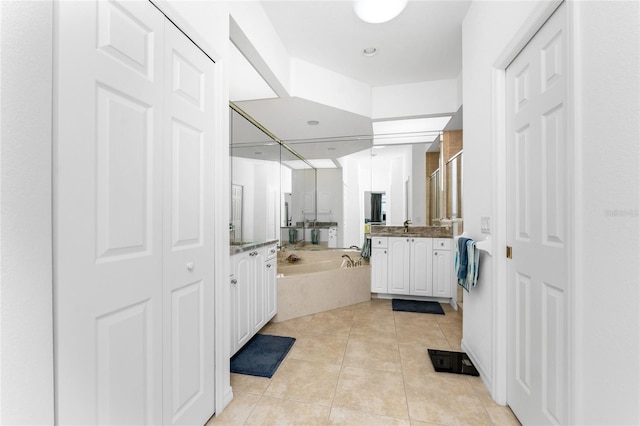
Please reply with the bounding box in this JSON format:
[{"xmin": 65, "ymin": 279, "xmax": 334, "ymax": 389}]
[
  {"xmin": 229, "ymin": 106, "xmax": 281, "ymax": 245},
  {"xmin": 282, "ymin": 137, "xmax": 372, "ymax": 249}
]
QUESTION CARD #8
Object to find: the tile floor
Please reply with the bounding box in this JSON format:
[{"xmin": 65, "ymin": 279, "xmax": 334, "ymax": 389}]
[{"xmin": 208, "ymin": 299, "xmax": 520, "ymax": 425}]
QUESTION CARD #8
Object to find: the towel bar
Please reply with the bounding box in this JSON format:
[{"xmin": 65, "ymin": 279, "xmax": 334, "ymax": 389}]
[{"xmin": 454, "ymin": 233, "xmax": 492, "ymax": 256}]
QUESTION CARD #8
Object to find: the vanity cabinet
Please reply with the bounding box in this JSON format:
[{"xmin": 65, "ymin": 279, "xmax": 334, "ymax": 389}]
[
  {"xmin": 230, "ymin": 243, "xmax": 278, "ymax": 356},
  {"xmin": 371, "ymin": 236, "xmax": 453, "ymax": 300}
]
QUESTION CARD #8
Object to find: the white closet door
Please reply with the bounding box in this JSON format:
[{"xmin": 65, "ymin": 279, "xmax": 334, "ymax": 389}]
[
  {"xmin": 55, "ymin": 1, "xmax": 165, "ymax": 424},
  {"xmin": 162, "ymin": 20, "xmax": 216, "ymax": 426},
  {"xmin": 506, "ymin": 2, "xmax": 568, "ymax": 425}
]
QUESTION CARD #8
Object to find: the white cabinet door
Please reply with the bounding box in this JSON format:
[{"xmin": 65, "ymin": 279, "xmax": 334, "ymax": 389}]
[
  {"xmin": 387, "ymin": 237, "xmax": 410, "ymax": 295},
  {"xmin": 231, "ymin": 252, "xmax": 252, "ymax": 356},
  {"xmin": 432, "ymin": 249, "xmax": 452, "ymax": 298},
  {"xmin": 265, "ymin": 257, "xmax": 277, "ymax": 321},
  {"xmin": 410, "ymin": 238, "xmax": 433, "ymax": 296},
  {"xmin": 370, "ymin": 247, "xmax": 388, "ymax": 293},
  {"xmin": 251, "ymin": 249, "xmax": 266, "ymax": 333}
]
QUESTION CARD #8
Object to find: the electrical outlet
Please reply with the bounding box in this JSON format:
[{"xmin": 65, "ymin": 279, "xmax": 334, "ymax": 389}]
[{"xmin": 481, "ymin": 216, "xmax": 491, "ymax": 234}]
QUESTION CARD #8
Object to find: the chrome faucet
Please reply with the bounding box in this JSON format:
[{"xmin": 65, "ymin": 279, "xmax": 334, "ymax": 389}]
[{"xmin": 403, "ymin": 220, "xmax": 411, "ymax": 233}]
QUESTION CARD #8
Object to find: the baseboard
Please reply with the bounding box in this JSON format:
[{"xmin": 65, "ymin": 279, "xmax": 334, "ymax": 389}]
[
  {"xmin": 222, "ymin": 386, "xmax": 234, "ymax": 412},
  {"xmin": 461, "ymin": 338, "xmax": 495, "ymax": 401}
]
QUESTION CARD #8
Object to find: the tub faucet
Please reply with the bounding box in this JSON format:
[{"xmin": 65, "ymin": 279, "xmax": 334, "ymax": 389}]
[{"xmin": 403, "ymin": 220, "xmax": 412, "ymax": 233}]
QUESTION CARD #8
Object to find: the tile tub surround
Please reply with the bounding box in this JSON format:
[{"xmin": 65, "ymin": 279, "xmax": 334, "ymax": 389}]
[
  {"xmin": 369, "ymin": 225, "xmax": 453, "ymax": 238},
  {"xmin": 209, "ymin": 300, "xmax": 520, "ymax": 426},
  {"xmin": 274, "ymin": 249, "xmax": 371, "ymax": 322}
]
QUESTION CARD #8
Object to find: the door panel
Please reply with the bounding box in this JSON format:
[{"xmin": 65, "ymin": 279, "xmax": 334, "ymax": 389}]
[
  {"xmin": 410, "ymin": 238, "xmax": 432, "ymax": 296},
  {"xmin": 55, "ymin": 2, "xmax": 165, "ymax": 424},
  {"xmin": 163, "ymin": 21, "xmax": 215, "ymax": 426},
  {"xmin": 506, "ymin": 3, "xmax": 568, "ymax": 425}
]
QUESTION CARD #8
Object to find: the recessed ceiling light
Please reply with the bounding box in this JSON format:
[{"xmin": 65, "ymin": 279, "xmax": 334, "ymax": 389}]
[
  {"xmin": 354, "ymin": 0, "xmax": 408, "ymax": 24},
  {"xmin": 363, "ymin": 47, "xmax": 377, "ymax": 57},
  {"xmin": 307, "ymin": 120, "xmax": 320, "ymax": 126}
]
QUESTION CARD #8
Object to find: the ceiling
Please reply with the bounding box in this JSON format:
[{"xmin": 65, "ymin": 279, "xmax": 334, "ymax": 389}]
[
  {"xmin": 230, "ymin": 0, "xmax": 469, "ymax": 164},
  {"xmin": 260, "ymin": 0, "xmax": 470, "ymax": 87}
]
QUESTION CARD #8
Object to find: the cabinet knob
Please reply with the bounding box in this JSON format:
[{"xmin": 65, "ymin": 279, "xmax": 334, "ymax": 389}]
[
  {"xmin": 186, "ymin": 262, "xmax": 195, "ymax": 271},
  {"xmin": 231, "ymin": 278, "xmax": 237, "ymax": 285},
  {"xmin": 266, "ymin": 264, "xmax": 272, "ymax": 269},
  {"xmin": 434, "ymin": 252, "xmax": 438, "ymax": 256}
]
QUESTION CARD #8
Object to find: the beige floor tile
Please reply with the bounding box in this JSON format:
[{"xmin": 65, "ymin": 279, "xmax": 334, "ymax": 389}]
[
  {"xmin": 404, "ymin": 371, "xmax": 492, "ymax": 425},
  {"xmin": 230, "ymin": 373, "xmax": 271, "ymax": 395},
  {"xmin": 343, "ymin": 334, "xmax": 402, "ymax": 372},
  {"xmin": 328, "ymin": 407, "xmax": 411, "ymax": 425},
  {"xmin": 353, "ymin": 307, "xmax": 397, "ymax": 323},
  {"xmin": 393, "ymin": 311, "xmax": 439, "ymax": 328},
  {"xmin": 305, "ymin": 315, "xmax": 353, "ymax": 337},
  {"xmin": 439, "ymin": 325, "xmax": 462, "ymax": 351},
  {"xmin": 334, "ymin": 366, "xmax": 409, "ymax": 419},
  {"xmin": 350, "ymin": 319, "xmax": 397, "ymax": 339},
  {"xmin": 260, "ymin": 315, "xmax": 312, "ymax": 336},
  {"xmin": 398, "ymin": 343, "xmax": 436, "ymax": 374},
  {"xmin": 244, "ymin": 396, "xmax": 331, "ymax": 425},
  {"xmin": 396, "ymin": 323, "xmax": 451, "ymax": 349},
  {"xmin": 356, "ymin": 298, "xmax": 392, "ymax": 310},
  {"xmin": 288, "ymin": 333, "xmax": 348, "ymax": 365},
  {"xmin": 264, "ymin": 358, "xmax": 341, "ymax": 406},
  {"xmin": 206, "ymin": 391, "xmax": 259, "ymax": 425},
  {"xmin": 485, "ymin": 405, "xmax": 521, "ymax": 426}
]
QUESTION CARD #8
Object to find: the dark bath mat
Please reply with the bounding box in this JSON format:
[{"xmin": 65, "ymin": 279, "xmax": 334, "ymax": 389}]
[
  {"xmin": 392, "ymin": 299, "xmax": 445, "ymax": 315},
  {"xmin": 428, "ymin": 349, "xmax": 479, "ymax": 376},
  {"xmin": 230, "ymin": 334, "xmax": 295, "ymax": 378}
]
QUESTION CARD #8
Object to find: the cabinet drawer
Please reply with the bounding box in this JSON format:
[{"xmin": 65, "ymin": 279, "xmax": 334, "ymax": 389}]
[
  {"xmin": 265, "ymin": 244, "xmax": 278, "ymax": 260},
  {"xmin": 433, "ymin": 238, "xmax": 451, "ymax": 250},
  {"xmin": 371, "ymin": 237, "xmax": 388, "ymax": 248}
]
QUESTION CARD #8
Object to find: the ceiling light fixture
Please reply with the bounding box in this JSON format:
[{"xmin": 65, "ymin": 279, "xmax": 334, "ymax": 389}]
[
  {"xmin": 307, "ymin": 120, "xmax": 320, "ymax": 126},
  {"xmin": 362, "ymin": 47, "xmax": 377, "ymax": 57},
  {"xmin": 353, "ymin": 0, "xmax": 408, "ymax": 24}
]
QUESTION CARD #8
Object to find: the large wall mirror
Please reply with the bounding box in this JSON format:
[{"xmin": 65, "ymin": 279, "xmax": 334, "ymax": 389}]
[{"xmin": 230, "ymin": 104, "xmax": 463, "ymax": 249}]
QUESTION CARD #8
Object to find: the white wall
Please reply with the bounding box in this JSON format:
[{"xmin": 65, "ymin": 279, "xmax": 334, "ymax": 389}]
[
  {"xmin": 0, "ymin": 2, "xmax": 54, "ymax": 424},
  {"xmin": 462, "ymin": 0, "xmax": 538, "ymax": 393},
  {"xmin": 372, "ymin": 79, "xmax": 460, "ymax": 119},
  {"xmin": 463, "ymin": 0, "xmax": 639, "ymax": 423},
  {"xmin": 573, "ymin": 1, "xmax": 639, "ymax": 423}
]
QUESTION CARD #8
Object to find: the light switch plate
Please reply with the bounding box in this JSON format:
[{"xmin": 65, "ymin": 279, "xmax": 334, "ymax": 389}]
[{"xmin": 481, "ymin": 216, "xmax": 491, "ymax": 234}]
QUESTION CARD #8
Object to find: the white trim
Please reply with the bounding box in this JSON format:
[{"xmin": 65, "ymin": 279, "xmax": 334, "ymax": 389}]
[{"xmin": 490, "ymin": 0, "xmax": 572, "ymax": 419}]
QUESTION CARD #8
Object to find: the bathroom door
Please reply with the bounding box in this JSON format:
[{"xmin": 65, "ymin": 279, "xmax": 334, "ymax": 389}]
[{"xmin": 506, "ymin": 2, "xmax": 568, "ymax": 425}]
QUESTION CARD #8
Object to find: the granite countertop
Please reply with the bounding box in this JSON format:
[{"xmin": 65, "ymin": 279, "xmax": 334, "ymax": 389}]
[
  {"xmin": 288, "ymin": 221, "xmax": 337, "ymax": 229},
  {"xmin": 230, "ymin": 239, "xmax": 278, "ymax": 256},
  {"xmin": 369, "ymin": 225, "xmax": 453, "ymax": 238}
]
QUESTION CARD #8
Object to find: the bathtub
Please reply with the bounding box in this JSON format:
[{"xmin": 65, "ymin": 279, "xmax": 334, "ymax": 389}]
[{"xmin": 272, "ymin": 249, "xmax": 371, "ymax": 322}]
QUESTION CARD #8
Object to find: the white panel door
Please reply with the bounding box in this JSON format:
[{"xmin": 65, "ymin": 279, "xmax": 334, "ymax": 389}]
[
  {"xmin": 162, "ymin": 21, "xmax": 216, "ymax": 426},
  {"xmin": 506, "ymin": 3, "xmax": 568, "ymax": 425},
  {"xmin": 410, "ymin": 238, "xmax": 433, "ymax": 296},
  {"xmin": 387, "ymin": 237, "xmax": 410, "ymax": 294},
  {"xmin": 55, "ymin": 2, "xmax": 165, "ymax": 424}
]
